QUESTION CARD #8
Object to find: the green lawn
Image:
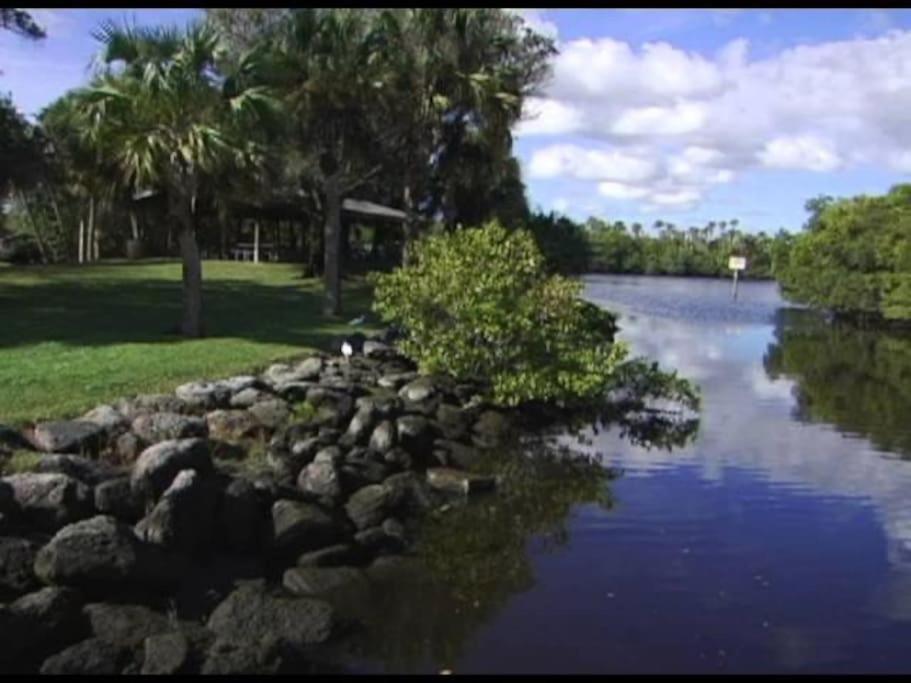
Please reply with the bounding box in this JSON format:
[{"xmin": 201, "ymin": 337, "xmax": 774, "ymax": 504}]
[{"xmin": 0, "ymin": 260, "xmax": 376, "ymax": 425}]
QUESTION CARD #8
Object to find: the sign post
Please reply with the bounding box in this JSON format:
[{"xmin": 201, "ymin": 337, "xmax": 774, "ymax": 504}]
[{"xmin": 728, "ymin": 256, "xmax": 746, "ymax": 300}]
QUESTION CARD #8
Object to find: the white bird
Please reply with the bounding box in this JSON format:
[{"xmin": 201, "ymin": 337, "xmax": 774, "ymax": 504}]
[
  {"xmin": 348, "ymin": 315, "xmax": 366, "ymax": 326},
  {"xmin": 341, "ymin": 340, "xmax": 354, "ymax": 360}
]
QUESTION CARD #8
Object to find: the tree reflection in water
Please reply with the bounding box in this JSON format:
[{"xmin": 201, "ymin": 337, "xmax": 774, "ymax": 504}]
[
  {"xmin": 764, "ymin": 307, "xmax": 911, "ymax": 458},
  {"xmin": 330, "ymin": 400, "xmax": 699, "ymax": 673}
]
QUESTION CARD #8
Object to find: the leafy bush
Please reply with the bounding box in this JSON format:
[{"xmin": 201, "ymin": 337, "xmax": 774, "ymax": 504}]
[
  {"xmin": 371, "ymin": 221, "xmax": 696, "ymax": 409},
  {"xmin": 776, "ymin": 184, "xmax": 911, "ymax": 324}
]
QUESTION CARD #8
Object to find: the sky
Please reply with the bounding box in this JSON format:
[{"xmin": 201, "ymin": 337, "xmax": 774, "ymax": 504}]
[{"xmin": 4, "ymin": 9, "xmax": 911, "ymax": 233}]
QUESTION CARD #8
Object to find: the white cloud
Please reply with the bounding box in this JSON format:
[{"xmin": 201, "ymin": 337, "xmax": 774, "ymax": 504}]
[
  {"xmin": 759, "ymin": 135, "xmax": 843, "ymax": 172},
  {"xmin": 597, "ymin": 182, "xmax": 649, "ymax": 199},
  {"xmin": 515, "ymin": 29, "xmax": 911, "ymax": 211},
  {"xmin": 529, "ymin": 144, "xmax": 659, "ymax": 183}
]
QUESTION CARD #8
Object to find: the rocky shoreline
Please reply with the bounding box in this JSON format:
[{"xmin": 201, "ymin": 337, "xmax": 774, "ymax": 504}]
[{"xmin": 0, "ymin": 332, "xmax": 519, "ymax": 674}]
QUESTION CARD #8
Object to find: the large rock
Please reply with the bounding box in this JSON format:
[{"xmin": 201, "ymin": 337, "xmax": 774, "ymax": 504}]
[
  {"xmin": 131, "ymin": 438, "xmax": 212, "ymax": 502},
  {"xmin": 2, "ymin": 472, "xmax": 93, "ymax": 531},
  {"xmin": 0, "ymin": 586, "xmax": 85, "ymax": 665},
  {"xmin": 297, "ymin": 460, "xmax": 342, "ymax": 502},
  {"xmin": 33, "ymin": 515, "xmax": 183, "ymax": 588},
  {"xmin": 295, "ymin": 543, "xmax": 367, "ymax": 568},
  {"xmin": 116, "ymin": 394, "xmax": 191, "ymax": 420},
  {"xmin": 35, "ymin": 453, "xmax": 121, "ymax": 486},
  {"xmin": 344, "ymin": 483, "xmax": 403, "ymax": 530},
  {"xmin": 83, "ymin": 602, "xmax": 171, "ymax": 648},
  {"xmin": 40, "ymin": 637, "xmax": 127, "ymax": 675},
  {"xmin": 282, "ymin": 566, "xmax": 369, "ymax": 597},
  {"xmin": 341, "ymin": 406, "xmax": 376, "ymax": 447},
  {"xmin": 142, "ymin": 628, "xmax": 211, "ymax": 675},
  {"xmin": 433, "ymin": 439, "xmax": 481, "ymax": 470},
  {"xmin": 135, "ymin": 469, "xmax": 218, "ymax": 554},
  {"xmin": 263, "ymin": 357, "xmax": 324, "ymax": 388},
  {"xmin": 305, "ymin": 387, "xmax": 355, "ymax": 427},
  {"xmin": 175, "ymin": 380, "xmax": 242, "ymax": 410},
  {"xmin": 206, "ymin": 409, "xmax": 261, "ymax": 442},
  {"xmin": 398, "ymin": 376, "xmax": 438, "ymax": 403},
  {"xmin": 248, "ymin": 399, "xmax": 291, "ymax": 430},
  {"xmin": 0, "ymin": 536, "xmax": 40, "ymax": 596},
  {"xmin": 94, "ymin": 477, "xmax": 144, "ymax": 522},
  {"xmin": 230, "ymin": 387, "xmax": 275, "ymax": 409},
  {"xmin": 114, "ymin": 432, "xmax": 145, "ymax": 462},
  {"xmin": 1, "ymin": 423, "xmax": 30, "ymax": 454},
  {"xmin": 131, "ymin": 412, "xmax": 208, "ymax": 445},
  {"xmin": 206, "ymin": 582, "xmax": 334, "ymax": 651},
  {"xmin": 435, "ymin": 404, "xmax": 471, "ymax": 441},
  {"xmin": 270, "ymin": 500, "xmax": 342, "ymax": 555},
  {"xmin": 396, "ymin": 415, "xmax": 436, "ymax": 456},
  {"xmin": 80, "ymin": 404, "xmax": 130, "ymax": 437},
  {"xmin": 29, "ymin": 420, "xmax": 105, "ymax": 455},
  {"xmin": 368, "ymin": 420, "xmax": 396, "ymax": 453},
  {"xmin": 219, "ymin": 477, "xmax": 264, "ymax": 554},
  {"xmin": 426, "ymin": 467, "xmax": 496, "ymax": 495}
]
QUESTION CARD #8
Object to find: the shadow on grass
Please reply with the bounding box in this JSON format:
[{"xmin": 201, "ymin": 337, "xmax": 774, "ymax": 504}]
[{"xmin": 0, "ymin": 263, "xmax": 375, "ymax": 352}]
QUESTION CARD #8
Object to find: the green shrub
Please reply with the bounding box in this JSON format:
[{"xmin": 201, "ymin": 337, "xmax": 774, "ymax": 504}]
[{"xmin": 372, "ymin": 221, "xmax": 642, "ymax": 407}]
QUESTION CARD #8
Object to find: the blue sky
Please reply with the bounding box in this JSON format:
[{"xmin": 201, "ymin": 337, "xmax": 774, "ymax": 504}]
[{"xmin": 4, "ymin": 9, "xmax": 911, "ymax": 233}]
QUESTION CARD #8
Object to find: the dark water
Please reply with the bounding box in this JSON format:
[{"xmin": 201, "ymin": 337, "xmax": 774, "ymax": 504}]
[{"xmin": 347, "ymin": 275, "xmax": 911, "ymax": 674}]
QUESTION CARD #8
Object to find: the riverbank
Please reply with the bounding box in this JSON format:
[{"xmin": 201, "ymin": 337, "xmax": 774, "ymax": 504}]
[
  {"xmin": 0, "ymin": 261, "xmax": 374, "ymax": 425},
  {"xmin": 0, "ymin": 330, "xmax": 549, "ymax": 673}
]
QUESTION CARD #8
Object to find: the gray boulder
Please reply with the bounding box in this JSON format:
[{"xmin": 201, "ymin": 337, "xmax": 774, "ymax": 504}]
[
  {"xmin": 426, "ymin": 467, "xmax": 496, "ymax": 495},
  {"xmin": 1, "ymin": 423, "xmax": 29, "ymax": 453},
  {"xmin": 131, "ymin": 412, "xmax": 208, "ymax": 444},
  {"xmin": 344, "ymin": 482, "xmax": 403, "ymax": 530},
  {"xmin": 206, "ymin": 582, "xmax": 334, "ymax": 651},
  {"xmin": 0, "ymin": 586, "xmax": 85, "ymax": 665},
  {"xmin": 40, "ymin": 637, "xmax": 127, "ymax": 675},
  {"xmin": 248, "ymin": 399, "xmax": 291, "ymax": 430},
  {"xmin": 270, "ymin": 500, "xmax": 342, "ymax": 555},
  {"xmin": 230, "ymin": 387, "xmax": 275, "ymax": 409},
  {"xmin": 396, "ymin": 415, "xmax": 436, "ymax": 455},
  {"xmin": 33, "ymin": 515, "xmax": 183, "ymax": 588},
  {"xmin": 131, "ymin": 438, "xmax": 212, "ymax": 502},
  {"xmin": 29, "ymin": 420, "xmax": 105, "ymax": 454},
  {"xmin": 35, "ymin": 453, "xmax": 121, "ymax": 486},
  {"xmin": 398, "ymin": 376, "xmax": 437, "ymax": 403},
  {"xmin": 297, "ymin": 460, "xmax": 342, "ymax": 502},
  {"xmin": 368, "ymin": 420, "xmax": 396, "ymax": 453},
  {"xmin": 94, "ymin": 476, "xmax": 144, "ymax": 522},
  {"xmin": 0, "ymin": 536, "xmax": 40, "ymax": 596},
  {"xmin": 296, "ymin": 543, "xmax": 367, "ymax": 568},
  {"xmin": 282, "ymin": 566, "xmax": 369, "ymax": 597},
  {"xmin": 175, "ymin": 379, "xmax": 240, "ymax": 410},
  {"xmin": 135, "ymin": 469, "xmax": 218, "ymax": 554},
  {"xmin": 84, "ymin": 602, "xmax": 172, "ymax": 649},
  {"xmin": 435, "ymin": 403, "xmax": 471, "ymax": 441},
  {"xmin": 80, "ymin": 404, "xmax": 130, "ymax": 436},
  {"xmin": 114, "ymin": 432, "xmax": 145, "ymax": 462},
  {"xmin": 116, "ymin": 394, "xmax": 191, "ymax": 420},
  {"xmin": 220, "ymin": 477, "xmax": 264, "ymax": 554},
  {"xmin": 206, "ymin": 409, "xmax": 260, "ymax": 442},
  {"xmin": 342, "ymin": 406, "xmax": 376, "ymax": 447},
  {"xmin": 2, "ymin": 472, "xmax": 93, "ymax": 531}
]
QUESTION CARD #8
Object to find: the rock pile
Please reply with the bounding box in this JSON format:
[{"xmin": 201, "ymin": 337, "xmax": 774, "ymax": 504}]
[{"xmin": 0, "ymin": 333, "xmax": 510, "ymax": 673}]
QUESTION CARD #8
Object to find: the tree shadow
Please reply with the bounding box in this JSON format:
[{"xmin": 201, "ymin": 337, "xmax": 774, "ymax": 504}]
[{"xmin": 0, "ymin": 263, "xmax": 374, "ymax": 351}]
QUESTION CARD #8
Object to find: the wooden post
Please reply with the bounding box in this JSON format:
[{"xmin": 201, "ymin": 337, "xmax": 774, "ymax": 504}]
[
  {"xmin": 732, "ymin": 269, "xmax": 739, "ymax": 301},
  {"xmin": 254, "ymin": 220, "xmax": 260, "ymax": 264},
  {"xmin": 728, "ymin": 255, "xmax": 746, "ymax": 301}
]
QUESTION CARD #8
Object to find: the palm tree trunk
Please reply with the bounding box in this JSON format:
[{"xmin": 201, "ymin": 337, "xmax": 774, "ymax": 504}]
[
  {"xmin": 323, "ymin": 171, "xmax": 342, "ymax": 315},
  {"xmin": 177, "ymin": 215, "xmax": 204, "ymax": 337},
  {"xmin": 15, "ymin": 187, "xmax": 48, "ymax": 264},
  {"xmin": 87, "ymin": 196, "xmax": 96, "ymax": 263},
  {"xmin": 78, "ymin": 218, "xmax": 85, "ymax": 264}
]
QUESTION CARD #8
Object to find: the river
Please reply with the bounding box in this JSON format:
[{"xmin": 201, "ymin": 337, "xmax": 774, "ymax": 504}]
[{"xmin": 345, "ymin": 274, "xmax": 911, "ymax": 674}]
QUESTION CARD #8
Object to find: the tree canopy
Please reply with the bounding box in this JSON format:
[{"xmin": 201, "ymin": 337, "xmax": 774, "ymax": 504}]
[{"xmin": 775, "ymin": 184, "xmax": 911, "ymax": 324}]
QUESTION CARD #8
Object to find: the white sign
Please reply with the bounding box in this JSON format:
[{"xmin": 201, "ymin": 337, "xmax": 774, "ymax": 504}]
[{"xmin": 728, "ymin": 256, "xmax": 746, "ymax": 271}]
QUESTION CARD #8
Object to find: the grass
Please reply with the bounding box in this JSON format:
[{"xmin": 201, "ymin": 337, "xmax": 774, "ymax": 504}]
[{"xmin": 0, "ymin": 259, "xmax": 377, "ymax": 425}]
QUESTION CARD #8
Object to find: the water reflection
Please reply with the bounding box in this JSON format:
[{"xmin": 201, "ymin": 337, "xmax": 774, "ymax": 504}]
[
  {"xmin": 764, "ymin": 307, "xmax": 911, "ymax": 458},
  {"xmin": 346, "ymin": 275, "xmax": 911, "ymax": 673}
]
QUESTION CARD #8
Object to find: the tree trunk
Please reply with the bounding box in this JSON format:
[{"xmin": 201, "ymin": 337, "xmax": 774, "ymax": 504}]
[
  {"xmin": 323, "ymin": 172, "xmax": 342, "ymax": 315},
  {"xmin": 177, "ymin": 213, "xmax": 203, "ymax": 337},
  {"xmin": 16, "ymin": 188, "xmax": 48, "ymax": 264},
  {"xmin": 402, "ymin": 183, "xmax": 418, "ymax": 266},
  {"xmin": 78, "ymin": 218, "xmax": 85, "ymax": 264},
  {"xmin": 130, "ymin": 211, "xmax": 140, "ymax": 240},
  {"xmin": 87, "ymin": 196, "xmax": 96, "ymax": 263}
]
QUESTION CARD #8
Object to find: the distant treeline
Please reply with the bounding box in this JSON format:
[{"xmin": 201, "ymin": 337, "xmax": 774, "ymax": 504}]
[{"xmin": 523, "ymin": 212, "xmax": 795, "ymax": 279}]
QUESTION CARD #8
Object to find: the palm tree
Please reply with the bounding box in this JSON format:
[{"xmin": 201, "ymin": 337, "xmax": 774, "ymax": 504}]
[
  {"xmin": 75, "ymin": 21, "xmax": 275, "ymax": 336},
  {"xmin": 270, "ymin": 9, "xmax": 389, "ymax": 315}
]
